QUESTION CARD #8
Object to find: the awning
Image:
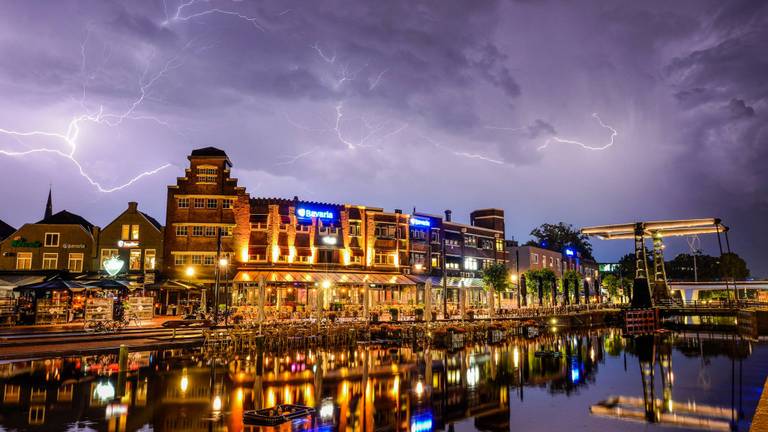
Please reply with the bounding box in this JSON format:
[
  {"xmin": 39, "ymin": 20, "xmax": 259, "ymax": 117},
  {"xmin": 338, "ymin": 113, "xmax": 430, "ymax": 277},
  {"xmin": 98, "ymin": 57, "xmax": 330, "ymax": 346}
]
[
  {"xmin": 234, "ymin": 271, "xmax": 415, "ymax": 285},
  {"xmin": 147, "ymin": 279, "xmax": 207, "ymax": 291},
  {"xmin": 407, "ymin": 275, "xmax": 485, "ymax": 289}
]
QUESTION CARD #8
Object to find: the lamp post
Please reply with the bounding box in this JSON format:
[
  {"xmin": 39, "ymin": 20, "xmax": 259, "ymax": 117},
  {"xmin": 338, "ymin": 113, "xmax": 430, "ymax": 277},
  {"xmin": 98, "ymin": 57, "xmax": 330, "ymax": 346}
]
[{"xmin": 219, "ymin": 257, "xmax": 229, "ymax": 326}]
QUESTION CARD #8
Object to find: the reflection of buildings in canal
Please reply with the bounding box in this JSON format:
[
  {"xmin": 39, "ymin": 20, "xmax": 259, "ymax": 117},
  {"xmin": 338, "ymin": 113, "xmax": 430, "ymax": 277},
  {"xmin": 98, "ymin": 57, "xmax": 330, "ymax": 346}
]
[
  {"xmin": 590, "ymin": 334, "xmax": 746, "ymax": 431},
  {"xmin": 0, "ymin": 331, "xmax": 631, "ymax": 432}
]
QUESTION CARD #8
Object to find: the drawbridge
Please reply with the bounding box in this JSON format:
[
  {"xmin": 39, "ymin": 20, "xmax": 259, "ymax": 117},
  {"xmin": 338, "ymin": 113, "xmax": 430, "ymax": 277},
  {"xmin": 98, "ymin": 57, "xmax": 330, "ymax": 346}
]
[{"xmin": 581, "ymin": 219, "xmax": 730, "ymax": 308}]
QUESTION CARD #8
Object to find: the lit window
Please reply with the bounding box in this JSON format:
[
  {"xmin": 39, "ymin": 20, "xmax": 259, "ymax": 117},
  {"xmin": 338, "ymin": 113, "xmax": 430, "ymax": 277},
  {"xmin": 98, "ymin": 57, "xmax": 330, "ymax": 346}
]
[
  {"xmin": 192, "ymin": 226, "xmax": 204, "ymax": 236},
  {"xmin": 68, "ymin": 253, "xmax": 84, "ymax": 273},
  {"xmin": 464, "ymin": 235, "xmax": 477, "ymax": 247},
  {"xmin": 129, "ymin": 249, "xmax": 142, "ymax": 271},
  {"xmin": 175, "ymin": 226, "xmax": 188, "ymax": 236},
  {"xmin": 131, "ymin": 225, "xmax": 139, "ymax": 240},
  {"xmin": 223, "ymin": 226, "xmax": 234, "ymax": 236},
  {"xmin": 532, "ymin": 254, "xmax": 539, "ymax": 264},
  {"xmin": 121, "ymin": 224, "xmax": 130, "ymax": 240},
  {"xmin": 204, "ymin": 226, "xmax": 217, "ymax": 237},
  {"xmin": 144, "ymin": 249, "xmax": 156, "ymax": 270},
  {"xmin": 464, "ymin": 257, "xmax": 478, "ymax": 271},
  {"xmin": 16, "ymin": 252, "xmax": 32, "ymax": 270},
  {"xmin": 196, "ymin": 166, "xmax": 218, "ymax": 183},
  {"xmin": 203, "ymin": 255, "xmax": 215, "ymax": 265},
  {"xmin": 192, "ymin": 255, "xmax": 203, "ymax": 265},
  {"xmin": 178, "ymin": 198, "xmax": 189, "ymax": 208},
  {"xmin": 194, "ymin": 198, "xmax": 205, "ymax": 208},
  {"xmin": 42, "ymin": 253, "xmax": 58, "ymax": 269},
  {"xmin": 222, "ymin": 199, "xmax": 234, "ymax": 209},
  {"xmin": 207, "ymin": 199, "xmax": 217, "ymax": 209},
  {"xmin": 174, "ymin": 255, "xmax": 186, "ymax": 266},
  {"xmin": 44, "ymin": 233, "xmax": 60, "ymax": 247},
  {"xmin": 431, "ymin": 254, "xmax": 440, "ymax": 268},
  {"xmin": 100, "ymin": 249, "xmax": 117, "ymax": 268}
]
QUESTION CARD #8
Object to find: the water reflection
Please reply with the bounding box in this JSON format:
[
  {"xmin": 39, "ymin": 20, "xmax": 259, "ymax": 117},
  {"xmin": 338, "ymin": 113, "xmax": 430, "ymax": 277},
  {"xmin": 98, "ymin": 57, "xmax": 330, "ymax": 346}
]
[{"xmin": 0, "ymin": 329, "xmax": 761, "ymax": 431}]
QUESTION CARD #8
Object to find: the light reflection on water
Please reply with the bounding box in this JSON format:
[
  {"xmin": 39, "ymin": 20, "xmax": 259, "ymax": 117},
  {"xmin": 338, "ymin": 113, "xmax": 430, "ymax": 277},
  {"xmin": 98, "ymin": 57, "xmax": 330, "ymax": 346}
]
[{"xmin": 0, "ymin": 329, "xmax": 765, "ymax": 431}]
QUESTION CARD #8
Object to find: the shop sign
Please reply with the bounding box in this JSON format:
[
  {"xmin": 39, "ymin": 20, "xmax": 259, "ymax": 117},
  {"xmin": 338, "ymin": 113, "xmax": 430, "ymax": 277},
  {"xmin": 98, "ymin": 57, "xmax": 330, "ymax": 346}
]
[
  {"xmin": 104, "ymin": 256, "xmax": 125, "ymax": 276},
  {"xmin": 297, "ymin": 206, "xmax": 335, "ymax": 220},
  {"xmin": 10, "ymin": 238, "xmax": 41, "ymax": 248},
  {"xmin": 117, "ymin": 240, "xmax": 140, "ymax": 248},
  {"xmin": 63, "ymin": 243, "xmax": 86, "ymax": 249},
  {"xmin": 410, "ymin": 217, "xmax": 431, "ymax": 227}
]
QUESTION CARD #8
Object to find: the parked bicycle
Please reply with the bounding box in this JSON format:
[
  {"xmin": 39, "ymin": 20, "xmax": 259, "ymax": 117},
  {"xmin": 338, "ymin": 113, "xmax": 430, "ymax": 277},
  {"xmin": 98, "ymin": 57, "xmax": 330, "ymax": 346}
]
[{"xmin": 84, "ymin": 312, "xmax": 142, "ymax": 333}]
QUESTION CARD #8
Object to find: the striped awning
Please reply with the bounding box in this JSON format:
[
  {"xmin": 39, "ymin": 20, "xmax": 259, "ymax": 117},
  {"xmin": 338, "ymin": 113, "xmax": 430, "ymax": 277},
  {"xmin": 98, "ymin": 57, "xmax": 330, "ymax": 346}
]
[
  {"xmin": 234, "ymin": 271, "xmax": 414, "ymax": 285},
  {"xmin": 407, "ymin": 275, "xmax": 485, "ymax": 289}
]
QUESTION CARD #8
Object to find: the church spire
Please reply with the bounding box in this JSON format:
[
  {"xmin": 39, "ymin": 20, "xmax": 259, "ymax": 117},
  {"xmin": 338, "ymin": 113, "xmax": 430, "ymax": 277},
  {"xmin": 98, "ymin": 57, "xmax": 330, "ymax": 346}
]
[{"xmin": 44, "ymin": 184, "xmax": 53, "ymax": 219}]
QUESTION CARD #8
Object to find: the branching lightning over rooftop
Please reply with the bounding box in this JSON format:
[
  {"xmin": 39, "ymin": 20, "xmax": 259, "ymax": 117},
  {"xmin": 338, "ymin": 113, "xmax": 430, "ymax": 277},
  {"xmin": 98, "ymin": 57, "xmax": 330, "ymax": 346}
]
[
  {"xmin": 537, "ymin": 113, "xmax": 618, "ymax": 151},
  {"xmin": 0, "ymin": 36, "xmax": 180, "ymax": 192},
  {"xmin": 163, "ymin": 0, "xmax": 266, "ymax": 31}
]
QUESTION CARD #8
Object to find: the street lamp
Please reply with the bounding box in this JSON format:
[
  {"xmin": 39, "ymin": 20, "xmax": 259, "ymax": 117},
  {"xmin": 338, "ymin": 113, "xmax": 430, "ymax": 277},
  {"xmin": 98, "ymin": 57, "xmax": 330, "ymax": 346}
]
[
  {"xmin": 185, "ymin": 266, "xmax": 195, "ymax": 277},
  {"xmin": 219, "ymin": 258, "xmax": 230, "ymax": 325}
]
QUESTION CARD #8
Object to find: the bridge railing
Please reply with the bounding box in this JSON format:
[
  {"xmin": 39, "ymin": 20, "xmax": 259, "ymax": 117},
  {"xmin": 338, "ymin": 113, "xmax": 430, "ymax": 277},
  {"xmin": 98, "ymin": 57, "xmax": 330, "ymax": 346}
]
[{"xmin": 656, "ymin": 299, "xmax": 768, "ymax": 309}]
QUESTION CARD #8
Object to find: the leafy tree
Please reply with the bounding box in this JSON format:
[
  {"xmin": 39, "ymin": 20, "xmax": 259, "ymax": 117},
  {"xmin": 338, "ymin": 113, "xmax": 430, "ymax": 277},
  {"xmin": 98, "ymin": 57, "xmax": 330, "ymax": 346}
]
[
  {"xmin": 529, "ymin": 222, "xmax": 594, "ymax": 259},
  {"xmin": 601, "ymin": 274, "xmax": 630, "ymax": 302},
  {"xmin": 720, "ymin": 252, "xmax": 749, "ymax": 280},
  {"xmin": 482, "ymin": 262, "xmax": 509, "ymax": 293}
]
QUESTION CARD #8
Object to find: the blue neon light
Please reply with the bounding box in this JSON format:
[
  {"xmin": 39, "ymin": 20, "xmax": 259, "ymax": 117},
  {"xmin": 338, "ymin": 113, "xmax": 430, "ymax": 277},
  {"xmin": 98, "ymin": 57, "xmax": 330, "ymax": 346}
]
[
  {"xmin": 565, "ymin": 248, "xmax": 575, "ymax": 257},
  {"xmin": 410, "ymin": 217, "xmax": 431, "ymax": 227},
  {"xmin": 571, "ymin": 365, "xmax": 580, "ymax": 383},
  {"xmin": 411, "ymin": 413, "xmax": 433, "ymax": 432},
  {"xmin": 297, "ymin": 207, "xmax": 335, "ymax": 220}
]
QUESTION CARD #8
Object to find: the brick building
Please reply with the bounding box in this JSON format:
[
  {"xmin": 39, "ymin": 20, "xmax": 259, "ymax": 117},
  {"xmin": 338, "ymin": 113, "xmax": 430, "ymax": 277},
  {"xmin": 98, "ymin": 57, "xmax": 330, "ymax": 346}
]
[
  {"xmin": 0, "ymin": 210, "xmax": 99, "ymax": 274},
  {"xmin": 98, "ymin": 202, "xmax": 163, "ymax": 277}
]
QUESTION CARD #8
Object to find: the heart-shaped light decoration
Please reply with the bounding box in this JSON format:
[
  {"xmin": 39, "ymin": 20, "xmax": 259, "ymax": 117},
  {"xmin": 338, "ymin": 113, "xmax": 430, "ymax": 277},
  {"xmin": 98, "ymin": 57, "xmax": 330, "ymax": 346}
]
[{"xmin": 103, "ymin": 256, "xmax": 125, "ymax": 277}]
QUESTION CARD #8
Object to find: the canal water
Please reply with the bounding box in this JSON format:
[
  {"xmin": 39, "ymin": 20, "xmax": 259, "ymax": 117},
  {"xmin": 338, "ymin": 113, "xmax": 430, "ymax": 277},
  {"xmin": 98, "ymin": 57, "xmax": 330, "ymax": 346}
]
[{"xmin": 0, "ymin": 329, "xmax": 766, "ymax": 431}]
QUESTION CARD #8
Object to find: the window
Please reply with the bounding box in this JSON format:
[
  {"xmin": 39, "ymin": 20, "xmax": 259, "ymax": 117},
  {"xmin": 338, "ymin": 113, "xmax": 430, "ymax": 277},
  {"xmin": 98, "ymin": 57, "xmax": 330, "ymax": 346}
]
[
  {"xmin": 496, "ymin": 239, "xmax": 504, "ymax": 252},
  {"xmin": 203, "ymin": 255, "xmax": 215, "ymax": 265},
  {"xmin": 44, "ymin": 233, "xmax": 60, "ymax": 247},
  {"xmin": 222, "ymin": 198, "xmax": 234, "ymax": 209},
  {"xmin": 144, "ymin": 249, "xmax": 156, "ymax": 270},
  {"xmin": 196, "ymin": 166, "xmax": 218, "ymax": 183},
  {"xmin": 349, "ymin": 222, "xmax": 361, "ymax": 237},
  {"xmin": 445, "ymin": 238, "xmax": 461, "ymax": 248},
  {"xmin": 175, "ymin": 226, "xmax": 188, "ymax": 236},
  {"xmin": 205, "ymin": 226, "xmax": 218, "ymax": 237},
  {"xmin": 192, "ymin": 226, "xmax": 204, "ymax": 236},
  {"xmin": 410, "ymin": 253, "xmax": 426, "ymax": 266},
  {"xmin": 174, "ymin": 255, "xmax": 187, "ymax": 266},
  {"xmin": 121, "ymin": 224, "xmax": 130, "ymax": 240},
  {"xmin": 129, "ymin": 249, "xmax": 142, "ymax": 271},
  {"xmin": 374, "ymin": 253, "xmax": 396, "ymax": 265},
  {"xmin": 431, "ymin": 253, "xmax": 441, "ymax": 268},
  {"xmin": 16, "ymin": 252, "xmax": 32, "ymax": 270},
  {"xmin": 178, "ymin": 197, "xmax": 189, "ymax": 208},
  {"xmin": 100, "ymin": 249, "xmax": 117, "ymax": 268},
  {"xmin": 375, "ymin": 224, "xmax": 396, "ymax": 239},
  {"xmin": 351, "ymin": 256, "xmax": 362, "ymax": 264},
  {"xmin": 191, "ymin": 255, "xmax": 203, "ymax": 265},
  {"xmin": 223, "ymin": 226, "xmax": 234, "ymax": 237},
  {"xmin": 532, "ymin": 254, "xmax": 539, "ymax": 264},
  {"xmin": 446, "ymin": 260, "xmax": 460, "ymax": 270},
  {"xmin": 131, "ymin": 225, "xmax": 139, "ymax": 240},
  {"xmin": 431, "ymin": 230, "xmax": 440, "ymax": 243},
  {"xmin": 464, "ymin": 235, "xmax": 477, "ymax": 248},
  {"xmin": 68, "ymin": 253, "xmax": 84, "ymax": 273},
  {"xmin": 193, "ymin": 198, "xmax": 205, "ymax": 208},
  {"xmin": 411, "ymin": 229, "xmax": 427, "ymax": 241},
  {"xmin": 479, "ymin": 238, "xmax": 494, "ymax": 250},
  {"xmin": 464, "ymin": 257, "xmax": 478, "ymax": 271},
  {"xmin": 207, "ymin": 199, "xmax": 217, "ymax": 209},
  {"xmin": 42, "ymin": 253, "xmax": 58, "ymax": 270},
  {"xmin": 549, "ymin": 256, "xmax": 554, "ymax": 266}
]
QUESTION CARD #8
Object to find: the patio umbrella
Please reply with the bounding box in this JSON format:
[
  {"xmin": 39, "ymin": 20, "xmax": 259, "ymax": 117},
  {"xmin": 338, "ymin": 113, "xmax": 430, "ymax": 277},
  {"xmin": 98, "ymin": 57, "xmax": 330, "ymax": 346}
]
[
  {"xmin": 257, "ymin": 277, "xmax": 265, "ymax": 334},
  {"xmin": 14, "ymin": 278, "xmax": 87, "ymax": 292},
  {"xmin": 424, "ymin": 279, "xmax": 432, "ymax": 322},
  {"xmin": 84, "ymin": 279, "xmax": 131, "ymax": 290}
]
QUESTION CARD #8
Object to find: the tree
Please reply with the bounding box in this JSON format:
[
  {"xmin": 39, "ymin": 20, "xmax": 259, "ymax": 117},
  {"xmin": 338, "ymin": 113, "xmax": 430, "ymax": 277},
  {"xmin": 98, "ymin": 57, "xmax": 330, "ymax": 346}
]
[
  {"xmin": 482, "ymin": 262, "xmax": 509, "ymax": 314},
  {"xmin": 601, "ymin": 274, "xmax": 625, "ymax": 303},
  {"xmin": 530, "ymin": 222, "xmax": 594, "ymax": 259},
  {"xmin": 720, "ymin": 252, "xmax": 749, "ymax": 280}
]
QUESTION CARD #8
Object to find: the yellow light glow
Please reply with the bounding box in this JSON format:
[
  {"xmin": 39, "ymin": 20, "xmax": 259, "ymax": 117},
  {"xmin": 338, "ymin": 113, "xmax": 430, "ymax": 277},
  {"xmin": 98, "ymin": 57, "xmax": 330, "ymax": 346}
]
[
  {"xmin": 414, "ymin": 263, "xmax": 424, "ymax": 271},
  {"xmin": 185, "ymin": 266, "xmax": 195, "ymax": 277},
  {"xmin": 343, "ymin": 249, "xmax": 351, "ymax": 266},
  {"xmin": 271, "ymin": 245, "xmax": 280, "ymax": 263},
  {"xmin": 511, "ymin": 274, "xmax": 518, "ymax": 282},
  {"xmin": 288, "ymin": 246, "xmax": 296, "ymax": 263},
  {"xmin": 513, "ymin": 347, "xmax": 520, "ymax": 368},
  {"xmin": 212, "ymin": 395, "xmax": 222, "ymax": 412},
  {"xmin": 240, "ymin": 247, "xmax": 249, "ymax": 262},
  {"xmin": 415, "ymin": 381, "xmax": 424, "ymax": 397},
  {"xmin": 393, "ymin": 253, "xmax": 399, "ymax": 267},
  {"xmin": 180, "ymin": 370, "xmax": 189, "ymax": 394},
  {"xmin": 219, "ymin": 258, "xmax": 228, "ymax": 267},
  {"xmin": 366, "ymin": 248, "xmax": 374, "ymax": 266},
  {"xmin": 321, "ymin": 280, "xmax": 331, "ymax": 289}
]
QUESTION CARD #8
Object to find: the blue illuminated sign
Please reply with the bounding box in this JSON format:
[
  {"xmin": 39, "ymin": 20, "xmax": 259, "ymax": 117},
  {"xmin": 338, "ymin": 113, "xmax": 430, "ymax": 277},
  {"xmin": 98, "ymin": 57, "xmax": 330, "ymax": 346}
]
[
  {"xmin": 410, "ymin": 217, "xmax": 431, "ymax": 227},
  {"xmin": 297, "ymin": 207, "xmax": 335, "ymax": 220},
  {"xmin": 565, "ymin": 248, "xmax": 575, "ymax": 257},
  {"xmin": 410, "ymin": 413, "xmax": 433, "ymax": 432},
  {"xmin": 570, "ymin": 357, "xmax": 581, "ymax": 383}
]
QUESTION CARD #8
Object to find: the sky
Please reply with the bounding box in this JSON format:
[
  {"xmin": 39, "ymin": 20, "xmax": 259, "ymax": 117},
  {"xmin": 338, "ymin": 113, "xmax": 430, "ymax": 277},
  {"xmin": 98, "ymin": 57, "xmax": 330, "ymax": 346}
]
[{"xmin": 0, "ymin": 1, "xmax": 766, "ymax": 275}]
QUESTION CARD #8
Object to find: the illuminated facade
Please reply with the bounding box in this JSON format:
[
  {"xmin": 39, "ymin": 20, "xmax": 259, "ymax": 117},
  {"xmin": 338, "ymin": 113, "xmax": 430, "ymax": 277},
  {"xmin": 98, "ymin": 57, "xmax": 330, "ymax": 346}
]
[{"xmin": 97, "ymin": 202, "xmax": 163, "ymax": 277}]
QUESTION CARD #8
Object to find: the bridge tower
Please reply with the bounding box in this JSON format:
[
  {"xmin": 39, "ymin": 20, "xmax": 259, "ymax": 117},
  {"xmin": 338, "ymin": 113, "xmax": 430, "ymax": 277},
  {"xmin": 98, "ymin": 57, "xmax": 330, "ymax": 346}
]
[
  {"xmin": 632, "ymin": 223, "xmax": 653, "ymax": 308},
  {"xmin": 652, "ymin": 232, "xmax": 671, "ymax": 303}
]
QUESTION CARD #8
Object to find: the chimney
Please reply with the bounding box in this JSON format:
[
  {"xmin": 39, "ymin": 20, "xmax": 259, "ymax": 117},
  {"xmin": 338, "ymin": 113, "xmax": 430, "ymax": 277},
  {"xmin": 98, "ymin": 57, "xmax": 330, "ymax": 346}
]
[
  {"xmin": 394, "ymin": 209, "xmax": 402, "ymax": 214},
  {"xmin": 444, "ymin": 210, "xmax": 452, "ymax": 222},
  {"xmin": 128, "ymin": 202, "xmax": 138, "ymax": 212}
]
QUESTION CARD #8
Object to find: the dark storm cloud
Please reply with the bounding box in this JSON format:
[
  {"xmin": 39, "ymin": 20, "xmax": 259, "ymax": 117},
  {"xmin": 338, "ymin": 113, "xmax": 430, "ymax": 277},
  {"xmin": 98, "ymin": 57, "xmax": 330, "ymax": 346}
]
[{"xmin": 1, "ymin": 0, "xmax": 767, "ymax": 274}]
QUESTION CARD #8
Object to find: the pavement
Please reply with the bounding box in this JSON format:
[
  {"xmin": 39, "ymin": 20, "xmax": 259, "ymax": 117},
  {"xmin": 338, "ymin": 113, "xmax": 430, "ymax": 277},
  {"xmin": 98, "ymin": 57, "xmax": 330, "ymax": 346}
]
[
  {"xmin": 0, "ymin": 316, "xmax": 178, "ymax": 336},
  {"xmin": 753, "ymin": 378, "xmax": 768, "ymax": 431}
]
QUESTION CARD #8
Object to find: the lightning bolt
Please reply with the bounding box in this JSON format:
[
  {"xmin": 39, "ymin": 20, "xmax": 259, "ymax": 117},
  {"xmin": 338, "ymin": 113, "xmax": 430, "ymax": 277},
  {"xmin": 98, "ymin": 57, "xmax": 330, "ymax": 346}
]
[
  {"xmin": 275, "ymin": 150, "xmax": 316, "ymax": 166},
  {"xmin": 0, "ymin": 36, "xmax": 181, "ymax": 192},
  {"xmin": 421, "ymin": 135, "xmax": 504, "ymax": 165},
  {"xmin": 537, "ymin": 113, "xmax": 617, "ymax": 151},
  {"xmin": 163, "ymin": 0, "xmax": 266, "ymax": 31}
]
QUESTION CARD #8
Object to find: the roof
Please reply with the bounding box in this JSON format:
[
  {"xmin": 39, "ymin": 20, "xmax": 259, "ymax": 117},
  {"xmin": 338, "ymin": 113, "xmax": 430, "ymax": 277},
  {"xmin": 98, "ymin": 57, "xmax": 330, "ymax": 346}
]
[
  {"xmin": 140, "ymin": 212, "xmax": 163, "ymax": 231},
  {"xmin": 35, "ymin": 210, "xmax": 94, "ymax": 232},
  {"xmin": 190, "ymin": 146, "xmax": 228, "ymax": 157},
  {"xmin": 0, "ymin": 219, "xmax": 15, "ymax": 240}
]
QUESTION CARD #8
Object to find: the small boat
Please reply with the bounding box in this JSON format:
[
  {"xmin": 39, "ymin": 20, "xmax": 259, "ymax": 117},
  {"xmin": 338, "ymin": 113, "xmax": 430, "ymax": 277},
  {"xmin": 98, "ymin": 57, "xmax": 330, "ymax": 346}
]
[
  {"xmin": 243, "ymin": 404, "xmax": 316, "ymax": 426},
  {"xmin": 534, "ymin": 350, "xmax": 562, "ymax": 359}
]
